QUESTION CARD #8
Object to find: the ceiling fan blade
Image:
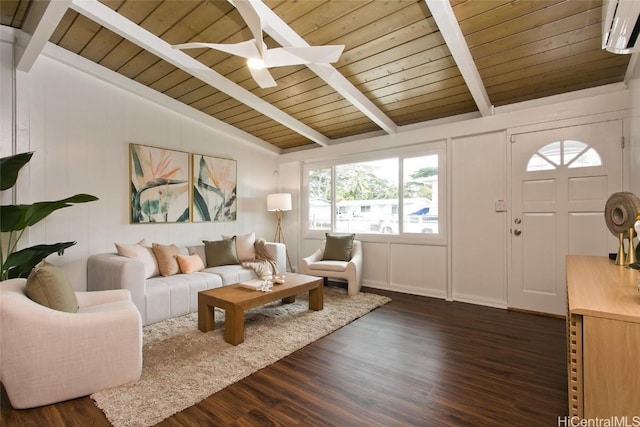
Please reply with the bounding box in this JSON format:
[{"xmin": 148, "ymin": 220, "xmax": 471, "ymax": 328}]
[
  {"xmin": 263, "ymin": 45, "xmax": 345, "ymax": 67},
  {"xmin": 172, "ymin": 40, "xmax": 260, "ymax": 59},
  {"xmin": 249, "ymin": 67, "xmax": 277, "ymax": 88},
  {"xmin": 232, "ymin": 0, "xmax": 266, "ymax": 57}
]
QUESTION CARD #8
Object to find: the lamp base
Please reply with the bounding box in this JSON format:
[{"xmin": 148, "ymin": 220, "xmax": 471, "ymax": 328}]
[{"xmin": 273, "ymin": 210, "xmax": 293, "ymax": 272}]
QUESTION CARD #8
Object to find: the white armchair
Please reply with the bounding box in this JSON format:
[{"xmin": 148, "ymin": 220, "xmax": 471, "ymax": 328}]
[
  {"xmin": 0, "ymin": 278, "xmax": 143, "ymax": 409},
  {"xmin": 299, "ymin": 240, "xmax": 363, "ymax": 296}
]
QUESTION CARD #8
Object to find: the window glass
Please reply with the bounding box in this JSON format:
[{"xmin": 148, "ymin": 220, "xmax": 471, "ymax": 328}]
[
  {"xmin": 305, "ymin": 150, "xmax": 442, "ymax": 237},
  {"xmin": 538, "ymin": 141, "xmax": 561, "ymax": 166},
  {"xmin": 403, "ymin": 155, "xmax": 439, "ymax": 234},
  {"xmin": 308, "ymin": 168, "xmax": 331, "ymax": 230},
  {"xmin": 568, "ymin": 148, "xmax": 602, "ymax": 168},
  {"xmin": 562, "ymin": 140, "xmax": 585, "ymax": 165},
  {"xmin": 335, "ymin": 159, "xmax": 399, "ymax": 234},
  {"xmin": 526, "ymin": 140, "xmax": 602, "ymax": 172},
  {"xmin": 527, "ymin": 154, "xmax": 556, "ymax": 171}
]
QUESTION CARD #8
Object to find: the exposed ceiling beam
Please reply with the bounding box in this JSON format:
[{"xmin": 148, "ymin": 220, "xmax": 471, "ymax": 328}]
[
  {"xmin": 16, "ymin": 0, "xmax": 72, "ymax": 72},
  {"xmin": 70, "ymin": 0, "xmax": 330, "ymax": 147},
  {"xmin": 424, "ymin": 0, "xmax": 493, "ymax": 117},
  {"xmin": 247, "ymin": 0, "xmax": 398, "ymax": 135}
]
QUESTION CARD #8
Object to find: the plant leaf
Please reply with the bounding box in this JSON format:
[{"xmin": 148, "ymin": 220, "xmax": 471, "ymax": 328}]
[
  {"xmin": 3, "ymin": 242, "xmax": 76, "ymax": 279},
  {"xmin": 132, "ymin": 178, "xmax": 186, "ymax": 223},
  {"xmin": 177, "ymin": 207, "xmax": 190, "ymax": 222},
  {"xmin": 0, "ymin": 152, "xmax": 33, "ymax": 191},
  {"xmin": 1, "ymin": 194, "xmax": 99, "ymax": 232},
  {"xmin": 192, "ymin": 187, "xmax": 211, "ymax": 221},
  {"xmin": 0, "ymin": 205, "xmax": 22, "ymax": 231},
  {"xmin": 130, "ymin": 145, "xmax": 144, "ymax": 181}
]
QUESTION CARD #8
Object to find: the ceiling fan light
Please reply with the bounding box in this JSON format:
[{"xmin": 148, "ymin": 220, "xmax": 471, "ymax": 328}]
[{"xmin": 247, "ymin": 58, "xmax": 265, "ymax": 69}]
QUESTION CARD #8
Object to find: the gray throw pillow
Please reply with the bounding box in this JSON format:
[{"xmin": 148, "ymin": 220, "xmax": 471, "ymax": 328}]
[
  {"xmin": 25, "ymin": 262, "xmax": 79, "ymax": 313},
  {"xmin": 203, "ymin": 237, "xmax": 240, "ymax": 267},
  {"xmin": 322, "ymin": 233, "xmax": 355, "ymax": 261}
]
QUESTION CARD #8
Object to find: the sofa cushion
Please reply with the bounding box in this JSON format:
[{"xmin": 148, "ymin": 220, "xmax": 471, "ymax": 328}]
[
  {"xmin": 145, "ymin": 272, "xmax": 223, "ymax": 324},
  {"xmin": 222, "ymin": 232, "xmax": 256, "ymax": 261},
  {"xmin": 25, "ymin": 262, "xmax": 78, "ymax": 313},
  {"xmin": 114, "ymin": 239, "xmax": 159, "ymax": 278},
  {"xmin": 323, "ymin": 233, "xmax": 355, "ymax": 261},
  {"xmin": 307, "ymin": 260, "xmax": 349, "ymax": 272},
  {"xmin": 177, "ymin": 254, "xmax": 205, "ymax": 274},
  {"xmin": 152, "ymin": 243, "xmax": 181, "ymax": 276},
  {"xmin": 203, "ymin": 238, "xmax": 240, "ymax": 267},
  {"xmin": 203, "ymin": 265, "xmax": 256, "ymax": 284}
]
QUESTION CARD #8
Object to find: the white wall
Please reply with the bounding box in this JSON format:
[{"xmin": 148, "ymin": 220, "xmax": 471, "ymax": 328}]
[
  {"xmin": 3, "ymin": 36, "xmax": 280, "ymax": 291},
  {"xmin": 282, "ymin": 86, "xmax": 634, "ymax": 306},
  {"xmin": 275, "ymin": 160, "xmax": 301, "ymax": 271},
  {"xmin": 629, "ymin": 75, "xmax": 640, "ymax": 197},
  {"xmin": 0, "ymin": 29, "xmax": 13, "ymax": 159},
  {"xmin": 451, "ymin": 131, "xmax": 507, "ymax": 308}
]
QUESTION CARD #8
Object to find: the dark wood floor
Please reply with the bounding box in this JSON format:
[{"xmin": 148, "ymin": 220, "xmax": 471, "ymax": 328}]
[{"xmin": 1, "ymin": 286, "xmax": 568, "ymax": 426}]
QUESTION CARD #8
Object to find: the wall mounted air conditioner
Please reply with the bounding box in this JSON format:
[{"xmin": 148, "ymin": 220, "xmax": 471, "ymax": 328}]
[{"xmin": 602, "ymin": 0, "xmax": 640, "ymax": 54}]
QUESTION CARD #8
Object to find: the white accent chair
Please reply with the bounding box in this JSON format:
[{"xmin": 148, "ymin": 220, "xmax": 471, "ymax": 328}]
[
  {"xmin": 299, "ymin": 240, "xmax": 363, "ymax": 296},
  {"xmin": 0, "ymin": 278, "xmax": 143, "ymax": 409}
]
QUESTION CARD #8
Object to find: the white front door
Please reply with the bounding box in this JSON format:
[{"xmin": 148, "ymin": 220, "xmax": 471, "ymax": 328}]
[{"xmin": 510, "ymin": 121, "xmax": 623, "ymax": 315}]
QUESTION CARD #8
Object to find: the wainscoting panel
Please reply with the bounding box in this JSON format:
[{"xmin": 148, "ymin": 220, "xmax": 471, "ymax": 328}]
[
  {"xmin": 389, "ymin": 243, "xmax": 447, "ymax": 298},
  {"xmin": 361, "ymin": 241, "xmax": 388, "ymax": 288}
]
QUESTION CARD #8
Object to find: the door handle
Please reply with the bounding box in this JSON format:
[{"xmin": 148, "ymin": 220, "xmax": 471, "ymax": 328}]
[{"xmin": 514, "ymin": 229, "xmax": 522, "ymax": 236}]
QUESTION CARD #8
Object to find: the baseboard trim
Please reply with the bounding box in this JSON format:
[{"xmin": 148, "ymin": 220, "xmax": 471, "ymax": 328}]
[
  {"xmin": 451, "ymin": 294, "xmax": 507, "ymax": 310},
  {"xmin": 507, "ymin": 306, "xmax": 566, "ymax": 319}
]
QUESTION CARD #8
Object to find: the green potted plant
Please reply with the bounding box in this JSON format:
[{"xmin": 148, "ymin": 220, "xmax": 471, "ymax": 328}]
[{"xmin": 0, "ymin": 152, "xmax": 98, "ymax": 280}]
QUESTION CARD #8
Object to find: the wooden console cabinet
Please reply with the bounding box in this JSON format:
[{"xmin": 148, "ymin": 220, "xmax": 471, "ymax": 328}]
[{"xmin": 566, "ymin": 255, "xmax": 640, "ymax": 417}]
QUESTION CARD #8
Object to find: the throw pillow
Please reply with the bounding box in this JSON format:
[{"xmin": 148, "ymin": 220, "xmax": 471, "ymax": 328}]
[
  {"xmin": 25, "ymin": 262, "xmax": 78, "ymax": 313},
  {"xmin": 114, "ymin": 239, "xmax": 159, "ymax": 278},
  {"xmin": 203, "ymin": 237, "xmax": 240, "ymax": 267},
  {"xmin": 222, "ymin": 232, "xmax": 256, "ymax": 261},
  {"xmin": 322, "ymin": 233, "xmax": 356, "ymax": 261},
  {"xmin": 177, "ymin": 254, "xmax": 205, "ymax": 274},
  {"xmin": 151, "ymin": 243, "xmax": 181, "ymax": 276}
]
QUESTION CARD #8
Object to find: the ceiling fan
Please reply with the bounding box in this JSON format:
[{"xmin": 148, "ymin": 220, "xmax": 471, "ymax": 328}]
[{"xmin": 172, "ymin": 0, "xmax": 345, "ymax": 89}]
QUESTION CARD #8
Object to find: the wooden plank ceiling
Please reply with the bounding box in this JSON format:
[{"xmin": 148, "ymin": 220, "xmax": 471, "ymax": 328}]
[{"xmin": 1, "ymin": 0, "xmax": 631, "ymax": 152}]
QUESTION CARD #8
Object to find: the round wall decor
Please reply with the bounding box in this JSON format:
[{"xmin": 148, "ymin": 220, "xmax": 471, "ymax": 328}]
[{"xmin": 604, "ymin": 192, "xmax": 640, "ymax": 235}]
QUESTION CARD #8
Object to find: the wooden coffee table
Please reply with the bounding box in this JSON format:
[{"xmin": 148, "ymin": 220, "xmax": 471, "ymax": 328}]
[{"xmin": 198, "ymin": 273, "xmax": 323, "ymax": 345}]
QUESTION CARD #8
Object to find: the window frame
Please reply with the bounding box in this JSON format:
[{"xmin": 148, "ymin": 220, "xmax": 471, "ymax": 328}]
[
  {"xmin": 302, "ymin": 142, "xmax": 446, "ymax": 244},
  {"xmin": 526, "ymin": 139, "xmax": 603, "ymax": 172}
]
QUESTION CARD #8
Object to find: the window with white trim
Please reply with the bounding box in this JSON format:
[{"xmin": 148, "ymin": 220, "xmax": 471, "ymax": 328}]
[
  {"xmin": 305, "ymin": 152, "xmax": 441, "ymax": 236},
  {"xmin": 526, "ymin": 140, "xmax": 602, "ymax": 172}
]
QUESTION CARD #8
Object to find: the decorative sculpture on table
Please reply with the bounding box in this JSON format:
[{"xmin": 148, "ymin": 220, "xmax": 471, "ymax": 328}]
[{"xmin": 604, "ymin": 192, "xmax": 640, "ymax": 267}]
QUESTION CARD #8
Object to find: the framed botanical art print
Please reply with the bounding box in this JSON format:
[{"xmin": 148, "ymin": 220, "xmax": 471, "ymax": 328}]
[
  {"xmin": 192, "ymin": 154, "xmax": 237, "ymax": 222},
  {"xmin": 129, "ymin": 144, "xmax": 190, "ymax": 223}
]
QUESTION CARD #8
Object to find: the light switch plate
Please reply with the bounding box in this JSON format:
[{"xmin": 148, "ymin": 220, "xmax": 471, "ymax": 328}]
[{"xmin": 495, "ymin": 200, "xmax": 507, "ymax": 212}]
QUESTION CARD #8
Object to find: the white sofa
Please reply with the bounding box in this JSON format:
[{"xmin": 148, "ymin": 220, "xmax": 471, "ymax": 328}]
[
  {"xmin": 0, "ymin": 278, "xmax": 142, "ymax": 409},
  {"xmin": 87, "ymin": 242, "xmax": 286, "ymax": 325}
]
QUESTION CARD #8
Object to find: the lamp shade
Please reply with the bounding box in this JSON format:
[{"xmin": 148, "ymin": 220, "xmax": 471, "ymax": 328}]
[{"xmin": 267, "ymin": 193, "xmax": 292, "ymax": 211}]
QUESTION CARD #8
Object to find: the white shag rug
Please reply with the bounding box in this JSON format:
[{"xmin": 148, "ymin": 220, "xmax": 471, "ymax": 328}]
[{"xmin": 91, "ymin": 286, "xmax": 391, "ymax": 427}]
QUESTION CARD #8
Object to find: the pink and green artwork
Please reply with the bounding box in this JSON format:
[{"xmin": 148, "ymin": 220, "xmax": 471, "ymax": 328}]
[
  {"xmin": 192, "ymin": 154, "xmax": 237, "ymax": 222},
  {"xmin": 129, "ymin": 144, "xmax": 190, "ymax": 223}
]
